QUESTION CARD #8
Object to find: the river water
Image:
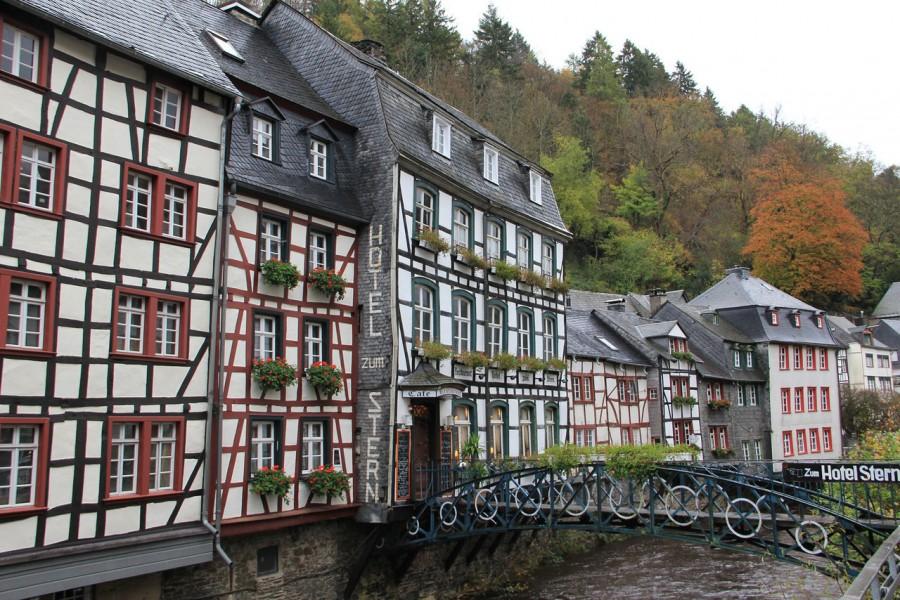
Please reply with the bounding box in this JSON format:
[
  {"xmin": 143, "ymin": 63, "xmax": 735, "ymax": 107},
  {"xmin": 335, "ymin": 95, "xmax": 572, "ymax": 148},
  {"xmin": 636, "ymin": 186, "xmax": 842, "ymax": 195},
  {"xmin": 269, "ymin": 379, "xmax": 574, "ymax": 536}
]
[{"xmin": 508, "ymin": 537, "xmax": 844, "ymax": 599}]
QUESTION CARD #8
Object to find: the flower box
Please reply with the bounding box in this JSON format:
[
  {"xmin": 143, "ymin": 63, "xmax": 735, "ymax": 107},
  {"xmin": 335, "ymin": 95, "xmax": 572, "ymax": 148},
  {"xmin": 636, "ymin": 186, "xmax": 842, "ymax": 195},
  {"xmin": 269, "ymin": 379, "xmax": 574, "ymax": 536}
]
[
  {"xmin": 671, "ymin": 395, "xmax": 697, "ymax": 408},
  {"xmin": 707, "ymin": 399, "xmax": 731, "ymax": 410},
  {"xmin": 416, "ymin": 228, "xmax": 450, "ymax": 254},
  {"xmin": 250, "ymin": 465, "xmax": 292, "ymax": 499},
  {"xmin": 260, "ymin": 260, "xmax": 301, "ymax": 289},
  {"xmin": 307, "ymin": 268, "xmax": 347, "ymax": 300},
  {"xmin": 252, "ymin": 358, "xmax": 298, "ymax": 391},
  {"xmin": 305, "ymin": 464, "xmax": 350, "ymax": 502},
  {"xmin": 306, "ymin": 361, "xmax": 343, "ymax": 398}
]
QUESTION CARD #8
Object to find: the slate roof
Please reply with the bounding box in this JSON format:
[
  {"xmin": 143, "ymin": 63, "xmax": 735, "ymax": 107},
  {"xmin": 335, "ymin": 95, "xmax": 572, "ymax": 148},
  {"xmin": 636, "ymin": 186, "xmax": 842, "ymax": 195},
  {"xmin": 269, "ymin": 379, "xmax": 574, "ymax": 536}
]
[
  {"xmin": 828, "ymin": 318, "xmax": 891, "ymax": 350},
  {"xmin": 591, "ymin": 309, "xmax": 671, "ymax": 362},
  {"xmin": 565, "ymin": 309, "xmax": 654, "ymax": 367},
  {"xmin": 8, "ymin": 0, "xmax": 238, "ymax": 96},
  {"xmin": 873, "ymin": 319, "xmax": 900, "ymax": 351},
  {"xmin": 398, "ymin": 362, "xmax": 467, "ymax": 390},
  {"xmin": 873, "ymin": 282, "xmax": 900, "ymax": 318},
  {"xmin": 690, "ymin": 268, "xmax": 816, "ymax": 311},
  {"xmin": 635, "ymin": 321, "xmax": 679, "ymax": 339},
  {"xmin": 712, "ymin": 305, "xmax": 842, "ymax": 347},
  {"xmin": 656, "ymin": 302, "xmax": 767, "ymax": 382}
]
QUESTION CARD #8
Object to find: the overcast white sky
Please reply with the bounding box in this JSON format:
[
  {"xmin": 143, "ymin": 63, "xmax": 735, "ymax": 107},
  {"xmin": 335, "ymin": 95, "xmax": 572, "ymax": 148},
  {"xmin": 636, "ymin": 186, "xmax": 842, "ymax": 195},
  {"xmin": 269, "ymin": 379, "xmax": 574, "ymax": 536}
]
[{"xmin": 444, "ymin": 1, "xmax": 900, "ymax": 167}]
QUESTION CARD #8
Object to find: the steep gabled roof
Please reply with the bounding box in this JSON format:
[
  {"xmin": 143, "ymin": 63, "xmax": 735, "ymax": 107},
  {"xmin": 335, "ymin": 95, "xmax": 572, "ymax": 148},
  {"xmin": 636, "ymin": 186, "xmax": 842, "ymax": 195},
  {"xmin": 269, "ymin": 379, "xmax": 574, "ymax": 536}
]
[
  {"xmin": 689, "ymin": 268, "xmax": 816, "ymax": 311},
  {"xmin": 8, "ymin": 0, "xmax": 238, "ymax": 96},
  {"xmin": 873, "ymin": 282, "xmax": 900, "ymax": 318},
  {"xmin": 873, "ymin": 319, "xmax": 900, "ymax": 351},
  {"xmin": 565, "ymin": 310, "xmax": 654, "ymax": 367}
]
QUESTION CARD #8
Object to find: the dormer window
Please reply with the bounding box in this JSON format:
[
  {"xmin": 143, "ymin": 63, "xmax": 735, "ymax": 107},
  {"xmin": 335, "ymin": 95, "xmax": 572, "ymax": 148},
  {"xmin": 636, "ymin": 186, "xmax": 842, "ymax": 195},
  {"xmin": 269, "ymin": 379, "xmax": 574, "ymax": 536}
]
[
  {"xmin": 483, "ymin": 145, "xmax": 499, "ymax": 183},
  {"xmin": 1, "ymin": 23, "xmax": 41, "ymax": 84},
  {"xmin": 529, "ymin": 170, "xmax": 542, "ymax": 204},
  {"xmin": 791, "ymin": 312, "xmax": 801, "ymax": 328},
  {"xmin": 251, "ymin": 116, "xmax": 273, "ymax": 161},
  {"xmin": 150, "ymin": 83, "xmax": 185, "ymax": 132},
  {"xmin": 432, "ymin": 115, "xmax": 451, "ymax": 158},
  {"xmin": 669, "ymin": 338, "xmax": 687, "ymax": 354},
  {"xmin": 816, "ymin": 315, "xmax": 824, "ymax": 329},
  {"xmin": 207, "ymin": 30, "xmax": 244, "ymax": 62},
  {"xmin": 309, "ymin": 139, "xmax": 327, "ymax": 179},
  {"xmin": 769, "ymin": 310, "xmax": 779, "ymax": 326}
]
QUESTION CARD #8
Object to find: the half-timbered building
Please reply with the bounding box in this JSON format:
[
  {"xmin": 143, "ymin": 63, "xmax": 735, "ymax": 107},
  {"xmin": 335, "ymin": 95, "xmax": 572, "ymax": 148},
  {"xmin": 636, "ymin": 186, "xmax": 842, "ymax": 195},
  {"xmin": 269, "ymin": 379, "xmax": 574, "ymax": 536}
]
[{"xmin": 0, "ymin": 0, "xmax": 239, "ymax": 596}]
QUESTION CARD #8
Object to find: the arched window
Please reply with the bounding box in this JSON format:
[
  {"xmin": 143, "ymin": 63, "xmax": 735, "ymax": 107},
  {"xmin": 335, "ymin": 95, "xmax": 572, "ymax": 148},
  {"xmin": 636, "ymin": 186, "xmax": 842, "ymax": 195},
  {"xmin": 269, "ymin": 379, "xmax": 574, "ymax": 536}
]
[
  {"xmin": 413, "ymin": 280, "xmax": 437, "ymax": 344},
  {"xmin": 487, "ymin": 302, "xmax": 506, "ymax": 357},
  {"xmin": 452, "ymin": 292, "xmax": 474, "ymax": 354},
  {"xmin": 542, "ymin": 314, "xmax": 556, "ymax": 361},
  {"xmin": 516, "ymin": 230, "xmax": 531, "ymax": 269},
  {"xmin": 414, "ymin": 185, "xmax": 436, "ymax": 233},
  {"xmin": 489, "ymin": 402, "xmax": 507, "ymax": 459},
  {"xmin": 519, "ymin": 404, "xmax": 535, "ymax": 456},
  {"xmin": 542, "ymin": 241, "xmax": 555, "ymax": 277},
  {"xmin": 452, "ymin": 203, "xmax": 472, "ymax": 249},
  {"xmin": 486, "ymin": 219, "xmax": 504, "ymax": 261},
  {"xmin": 545, "ymin": 405, "xmax": 558, "ymax": 448},
  {"xmin": 517, "ymin": 309, "xmax": 533, "ymax": 358}
]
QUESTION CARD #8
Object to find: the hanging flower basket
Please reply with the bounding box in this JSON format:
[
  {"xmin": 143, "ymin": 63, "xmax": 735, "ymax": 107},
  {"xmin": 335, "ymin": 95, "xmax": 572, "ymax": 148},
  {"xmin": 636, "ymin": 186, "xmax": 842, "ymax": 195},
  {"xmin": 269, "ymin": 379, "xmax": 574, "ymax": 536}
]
[
  {"xmin": 252, "ymin": 358, "xmax": 298, "ymax": 391},
  {"xmin": 249, "ymin": 465, "xmax": 292, "ymax": 498},
  {"xmin": 306, "ymin": 464, "xmax": 350, "ymax": 500},
  {"xmin": 307, "ymin": 268, "xmax": 347, "ymax": 299},
  {"xmin": 306, "ymin": 361, "xmax": 343, "ymax": 397},
  {"xmin": 260, "ymin": 259, "xmax": 301, "ymax": 289}
]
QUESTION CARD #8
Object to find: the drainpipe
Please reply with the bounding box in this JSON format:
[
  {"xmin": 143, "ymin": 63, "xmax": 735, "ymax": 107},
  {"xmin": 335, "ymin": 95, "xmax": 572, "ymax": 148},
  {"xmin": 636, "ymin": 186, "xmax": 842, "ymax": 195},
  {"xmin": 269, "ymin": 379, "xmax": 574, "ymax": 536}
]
[{"xmin": 202, "ymin": 95, "xmax": 242, "ymax": 568}]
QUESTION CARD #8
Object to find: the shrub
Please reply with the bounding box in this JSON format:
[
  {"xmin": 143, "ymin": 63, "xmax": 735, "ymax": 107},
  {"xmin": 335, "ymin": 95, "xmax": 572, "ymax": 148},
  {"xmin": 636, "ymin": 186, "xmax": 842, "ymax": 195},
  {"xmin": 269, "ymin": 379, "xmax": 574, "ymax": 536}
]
[
  {"xmin": 307, "ymin": 268, "xmax": 347, "ymax": 299},
  {"xmin": 605, "ymin": 444, "xmax": 699, "ymax": 481},
  {"xmin": 417, "ymin": 228, "xmax": 450, "ymax": 253},
  {"xmin": 518, "ymin": 356, "xmax": 546, "ymax": 371},
  {"xmin": 548, "ymin": 277, "xmax": 570, "ymax": 295},
  {"xmin": 260, "ymin": 260, "xmax": 301, "ymax": 289},
  {"xmin": 535, "ymin": 444, "xmax": 582, "ymax": 472},
  {"xmin": 460, "ymin": 434, "xmax": 482, "ymax": 462},
  {"xmin": 420, "ymin": 340, "xmax": 452, "ymax": 361},
  {"xmin": 672, "ymin": 396, "xmax": 697, "ymax": 408},
  {"xmin": 520, "ymin": 269, "xmax": 546, "ymax": 288},
  {"xmin": 492, "ymin": 352, "xmax": 519, "ymax": 371},
  {"xmin": 711, "ymin": 448, "xmax": 733, "ymax": 459},
  {"xmin": 306, "ymin": 464, "xmax": 350, "ymax": 499},
  {"xmin": 455, "ymin": 351, "xmax": 491, "ymax": 369},
  {"xmin": 306, "ymin": 361, "xmax": 343, "ymax": 397},
  {"xmin": 546, "ymin": 357, "xmax": 567, "ymax": 372},
  {"xmin": 456, "ymin": 246, "xmax": 489, "ymax": 270},
  {"xmin": 252, "ymin": 358, "xmax": 298, "ymax": 391},
  {"xmin": 249, "ymin": 465, "xmax": 292, "ymax": 498},
  {"xmin": 492, "ymin": 261, "xmax": 521, "ymax": 281},
  {"xmin": 670, "ymin": 351, "xmax": 694, "ymax": 362}
]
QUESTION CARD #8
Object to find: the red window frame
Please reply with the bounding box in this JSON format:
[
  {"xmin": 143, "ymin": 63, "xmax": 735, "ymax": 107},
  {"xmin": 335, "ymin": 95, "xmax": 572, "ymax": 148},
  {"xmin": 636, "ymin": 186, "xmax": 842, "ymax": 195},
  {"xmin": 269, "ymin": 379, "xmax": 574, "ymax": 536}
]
[
  {"xmin": 806, "ymin": 387, "xmax": 817, "ymax": 412},
  {"xmin": 573, "ymin": 425, "xmax": 595, "ymax": 447},
  {"xmin": 1, "ymin": 128, "xmax": 68, "ymax": 218},
  {"xmin": 779, "ymin": 346, "xmax": 788, "ymax": 370},
  {"xmin": 806, "ymin": 347, "xmax": 815, "ymax": 370},
  {"xmin": 120, "ymin": 162, "xmax": 197, "ymax": 245},
  {"xmin": 793, "ymin": 346, "xmax": 803, "ymax": 370},
  {"xmin": 793, "ymin": 387, "xmax": 804, "ymax": 413},
  {"xmin": 822, "ymin": 427, "xmax": 833, "ymax": 452},
  {"xmin": 104, "ymin": 416, "xmax": 185, "ymax": 501},
  {"xmin": 781, "ymin": 388, "xmax": 791, "ymax": 414},
  {"xmin": 672, "ymin": 419, "xmax": 693, "ymax": 445},
  {"xmin": 796, "ymin": 429, "xmax": 807, "ymax": 454},
  {"xmin": 619, "ymin": 378, "xmax": 638, "ymax": 404},
  {"xmin": 0, "ymin": 417, "xmax": 50, "ymax": 514},
  {"xmin": 111, "ymin": 287, "xmax": 190, "ymax": 362},
  {"xmin": 816, "ymin": 315, "xmax": 824, "ymax": 329},
  {"xmin": 820, "ymin": 387, "xmax": 831, "ymax": 411},
  {"xmin": 571, "ymin": 375, "xmax": 581, "ymax": 402},
  {"xmin": 709, "ymin": 425, "xmax": 729, "ymax": 450},
  {"xmin": 146, "ymin": 77, "xmax": 192, "ymax": 136},
  {"xmin": 0, "ymin": 14, "xmax": 50, "ymax": 89},
  {"xmin": 819, "ymin": 349, "xmax": 828, "ymax": 370},
  {"xmin": 671, "ymin": 376, "xmax": 690, "ymax": 398},
  {"xmin": 782, "ymin": 431, "xmax": 794, "ymax": 457},
  {"xmin": 769, "ymin": 310, "xmax": 779, "ymax": 326},
  {"xmin": 582, "ymin": 376, "xmax": 593, "ymax": 402},
  {"xmin": 809, "ymin": 429, "xmax": 820, "ymax": 453},
  {"xmin": 0, "ymin": 268, "xmax": 56, "ymax": 355}
]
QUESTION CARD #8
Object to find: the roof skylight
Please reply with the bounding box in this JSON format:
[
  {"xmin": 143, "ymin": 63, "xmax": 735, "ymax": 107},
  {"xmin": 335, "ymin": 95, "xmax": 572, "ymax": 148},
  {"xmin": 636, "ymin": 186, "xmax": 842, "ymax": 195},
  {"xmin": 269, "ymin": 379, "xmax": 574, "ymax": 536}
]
[
  {"xmin": 596, "ymin": 336, "xmax": 618, "ymax": 351},
  {"xmin": 207, "ymin": 30, "xmax": 244, "ymax": 62}
]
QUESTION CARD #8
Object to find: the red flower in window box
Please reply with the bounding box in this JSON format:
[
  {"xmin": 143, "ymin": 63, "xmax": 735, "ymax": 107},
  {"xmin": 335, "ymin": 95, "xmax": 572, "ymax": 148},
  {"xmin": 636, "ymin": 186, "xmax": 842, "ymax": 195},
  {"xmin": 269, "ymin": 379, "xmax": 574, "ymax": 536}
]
[
  {"xmin": 305, "ymin": 464, "xmax": 350, "ymax": 500},
  {"xmin": 251, "ymin": 358, "xmax": 298, "ymax": 391},
  {"xmin": 306, "ymin": 268, "xmax": 347, "ymax": 299},
  {"xmin": 260, "ymin": 259, "xmax": 301, "ymax": 289},
  {"xmin": 250, "ymin": 464, "xmax": 292, "ymax": 498},
  {"xmin": 305, "ymin": 361, "xmax": 343, "ymax": 397}
]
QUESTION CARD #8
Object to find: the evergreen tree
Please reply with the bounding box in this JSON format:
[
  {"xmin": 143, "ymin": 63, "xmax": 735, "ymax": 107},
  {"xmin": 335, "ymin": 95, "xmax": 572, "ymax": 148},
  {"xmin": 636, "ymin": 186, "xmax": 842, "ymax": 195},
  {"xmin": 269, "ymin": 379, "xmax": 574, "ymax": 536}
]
[
  {"xmin": 670, "ymin": 61, "xmax": 698, "ymax": 96},
  {"xmin": 616, "ymin": 40, "xmax": 670, "ymax": 96}
]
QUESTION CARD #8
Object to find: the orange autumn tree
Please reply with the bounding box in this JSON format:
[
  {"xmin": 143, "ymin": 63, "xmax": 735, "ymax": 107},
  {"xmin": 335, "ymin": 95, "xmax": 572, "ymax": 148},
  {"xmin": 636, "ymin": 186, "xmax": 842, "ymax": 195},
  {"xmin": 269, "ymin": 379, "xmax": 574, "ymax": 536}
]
[{"xmin": 743, "ymin": 143, "xmax": 866, "ymax": 304}]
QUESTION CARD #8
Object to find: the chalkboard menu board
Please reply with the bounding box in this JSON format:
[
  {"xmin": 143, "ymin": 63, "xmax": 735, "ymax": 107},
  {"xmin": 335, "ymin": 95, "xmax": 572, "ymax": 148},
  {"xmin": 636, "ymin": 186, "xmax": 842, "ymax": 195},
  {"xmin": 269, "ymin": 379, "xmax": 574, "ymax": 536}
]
[
  {"xmin": 440, "ymin": 429, "xmax": 453, "ymax": 490},
  {"xmin": 395, "ymin": 428, "xmax": 411, "ymax": 502}
]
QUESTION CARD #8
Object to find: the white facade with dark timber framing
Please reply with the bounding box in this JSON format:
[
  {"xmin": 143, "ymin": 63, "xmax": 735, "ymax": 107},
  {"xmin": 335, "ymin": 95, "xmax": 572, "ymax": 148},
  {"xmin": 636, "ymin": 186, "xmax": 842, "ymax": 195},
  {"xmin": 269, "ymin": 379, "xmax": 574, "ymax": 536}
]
[{"xmin": 0, "ymin": 0, "xmax": 238, "ymax": 597}]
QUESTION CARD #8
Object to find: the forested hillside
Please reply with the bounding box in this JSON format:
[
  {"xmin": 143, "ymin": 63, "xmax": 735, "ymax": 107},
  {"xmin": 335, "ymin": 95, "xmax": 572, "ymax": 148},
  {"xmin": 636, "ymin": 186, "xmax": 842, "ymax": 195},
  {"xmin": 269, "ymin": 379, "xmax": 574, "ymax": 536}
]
[{"xmin": 231, "ymin": 0, "xmax": 899, "ymax": 313}]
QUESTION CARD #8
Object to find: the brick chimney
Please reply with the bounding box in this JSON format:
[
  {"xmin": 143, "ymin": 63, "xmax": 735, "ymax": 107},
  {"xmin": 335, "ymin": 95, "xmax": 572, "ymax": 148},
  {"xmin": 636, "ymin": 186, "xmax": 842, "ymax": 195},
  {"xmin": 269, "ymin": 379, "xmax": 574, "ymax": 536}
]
[{"xmin": 648, "ymin": 288, "xmax": 666, "ymax": 315}]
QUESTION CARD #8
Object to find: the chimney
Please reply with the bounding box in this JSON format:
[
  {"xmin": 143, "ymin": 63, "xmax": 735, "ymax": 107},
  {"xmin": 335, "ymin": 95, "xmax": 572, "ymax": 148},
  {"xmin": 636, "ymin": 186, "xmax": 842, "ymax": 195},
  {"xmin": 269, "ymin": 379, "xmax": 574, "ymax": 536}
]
[
  {"xmin": 606, "ymin": 299, "xmax": 626, "ymax": 312},
  {"xmin": 725, "ymin": 265, "xmax": 750, "ymax": 280},
  {"xmin": 218, "ymin": 0, "xmax": 261, "ymax": 24},
  {"xmin": 351, "ymin": 39, "xmax": 386, "ymax": 62},
  {"xmin": 854, "ymin": 311, "xmax": 865, "ymax": 326},
  {"xmin": 648, "ymin": 288, "xmax": 666, "ymax": 315}
]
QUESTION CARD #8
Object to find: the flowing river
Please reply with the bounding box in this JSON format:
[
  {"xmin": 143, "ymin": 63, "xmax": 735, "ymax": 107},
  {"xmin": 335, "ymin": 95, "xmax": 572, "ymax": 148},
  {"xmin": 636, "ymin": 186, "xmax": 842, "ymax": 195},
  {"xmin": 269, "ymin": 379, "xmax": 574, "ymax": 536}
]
[{"xmin": 489, "ymin": 537, "xmax": 845, "ymax": 599}]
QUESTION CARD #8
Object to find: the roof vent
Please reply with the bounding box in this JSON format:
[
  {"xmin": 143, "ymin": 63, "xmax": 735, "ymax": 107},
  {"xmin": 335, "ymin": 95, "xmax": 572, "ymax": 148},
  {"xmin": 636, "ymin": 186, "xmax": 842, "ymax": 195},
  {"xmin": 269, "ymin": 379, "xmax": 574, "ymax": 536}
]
[
  {"xmin": 725, "ymin": 266, "xmax": 750, "ymax": 280},
  {"xmin": 351, "ymin": 39, "xmax": 386, "ymax": 62}
]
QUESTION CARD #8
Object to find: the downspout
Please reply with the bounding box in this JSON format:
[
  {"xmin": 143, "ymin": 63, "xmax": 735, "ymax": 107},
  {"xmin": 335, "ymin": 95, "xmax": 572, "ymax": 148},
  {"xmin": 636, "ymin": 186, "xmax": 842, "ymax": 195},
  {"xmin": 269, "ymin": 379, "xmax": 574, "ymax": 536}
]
[{"xmin": 202, "ymin": 96, "xmax": 242, "ymax": 568}]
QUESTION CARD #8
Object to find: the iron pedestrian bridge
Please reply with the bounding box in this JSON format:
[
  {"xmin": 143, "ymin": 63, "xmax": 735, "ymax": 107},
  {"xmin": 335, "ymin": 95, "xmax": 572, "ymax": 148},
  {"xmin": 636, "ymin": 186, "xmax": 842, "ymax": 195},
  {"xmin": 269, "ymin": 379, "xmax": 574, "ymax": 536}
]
[{"xmin": 389, "ymin": 461, "xmax": 898, "ymax": 597}]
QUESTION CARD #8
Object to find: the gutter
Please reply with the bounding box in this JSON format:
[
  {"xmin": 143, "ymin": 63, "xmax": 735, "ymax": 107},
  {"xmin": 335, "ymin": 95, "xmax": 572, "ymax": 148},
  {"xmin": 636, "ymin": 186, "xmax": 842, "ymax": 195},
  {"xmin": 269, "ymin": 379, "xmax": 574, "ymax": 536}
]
[{"xmin": 202, "ymin": 96, "xmax": 243, "ymax": 568}]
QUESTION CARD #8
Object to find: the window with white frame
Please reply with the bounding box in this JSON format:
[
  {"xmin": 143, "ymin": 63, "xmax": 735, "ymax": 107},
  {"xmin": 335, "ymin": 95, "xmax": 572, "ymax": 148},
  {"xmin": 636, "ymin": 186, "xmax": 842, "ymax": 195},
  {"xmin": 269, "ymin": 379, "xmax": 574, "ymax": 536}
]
[
  {"xmin": 155, "ymin": 300, "xmax": 181, "ymax": 356},
  {"xmin": 309, "ymin": 230, "xmax": 329, "ymax": 271},
  {"xmin": 149, "ymin": 422, "xmax": 176, "ymax": 491},
  {"xmin": 487, "ymin": 304, "xmax": 504, "ymax": 357},
  {"xmin": 452, "ymin": 295, "xmax": 472, "ymax": 354},
  {"xmin": 542, "ymin": 241, "xmax": 554, "ymax": 277},
  {"xmin": 0, "ymin": 424, "xmax": 38, "ymax": 507},
  {"xmin": 782, "ymin": 431, "xmax": 793, "ymax": 456},
  {"xmin": 1, "ymin": 24, "xmax": 40, "ymax": 83},
  {"xmin": 733, "ymin": 350, "xmax": 741, "ymax": 368},
  {"xmin": 109, "ymin": 422, "xmax": 139, "ymax": 495},
  {"xmin": 741, "ymin": 440, "xmax": 751, "ymax": 461},
  {"xmin": 249, "ymin": 420, "xmax": 277, "ymax": 473},
  {"xmin": 432, "ymin": 115, "xmax": 451, "ymax": 157},
  {"xmin": 452, "ymin": 404, "xmax": 472, "ymax": 459},
  {"xmin": 754, "ymin": 439, "xmax": 762, "ymax": 460},
  {"xmin": 302, "ymin": 421, "xmax": 325, "ymax": 473},
  {"xmin": 542, "ymin": 315, "xmax": 555, "ymax": 361},
  {"xmin": 453, "ymin": 207, "xmax": 470, "ymax": 249},
  {"xmin": 125, "ymin": 172, "xmax": 152, "ymax": 232},
  {"xmin": 116, "ymin": 294, "xmax": 145, "ymax": 353},
  {"xmin": 823, "ymin": 428, "xmax": 832, "ymax": 451},
  {"xmin": 6, "ymin": 279, "xmax": 46, "ymax": 349},
  {"xmin": 489, "ymin": 405, "xmax": 506, "ymax": 458},
  {"xmin": 736, "ymin": 385, "xmax": 745, "ymax": 406},
  {"xmin": 516, "ymin": 231, "xmax": 531, "ymax": 268},
  {"xmin": 304, "ymin": 320, "xmax": 326, "ymax": 366},
  {"xmin": 745, "ymin": 350, "xmax": 753, "ymax": 368},
  {"xmin": 529, "ymin": 170, "xmax": 542, "ymax": 204},
  {"xmin": 748, "ymin": 385, "xmax": 758, "ymax": 406},
  {"xmin": 259, "ymin": 217, "xmax": 284, "ymax": 263},
  {"xmin": 253, "ymin": 314, "xmax": 279, "ymax": 360},
  {"xmin": 807, "ymin": 347, "xmax": 815, "ymax": 370},
  {"xmin": 518, "ymin": 311, "xmax": 532, "ymax": 357},
  {"xmin": 519, "ymin": 406, "xmax": 534, "ymax": 456},
  {"xmin": 486, "ymin": 220, "xmax": 503, "ymax": 261},
  {"xmin": 413, "ymin": 284, "xmax": 434, "ymax": 344},
  {"xmin": 18, "ymin": 140, "xmax": 56, "ymax": 211},
  {"xmin": 415, "ymin": 188, "xmax": 434, "ymax": 232},
  {"xmin": 545, "ymin": 406, "xmax": 557, "ymax": 448},
  {"xmin": 251, "ymin": 116, "xmax": 273, "ymax": 160},
  {"xmin": 809, "ymin": 429, "xmax": 819, "ymax": 453},
  {"xmin": 151, "ymin": 83, "xmax": 183, "ymax": 131},
  {"xmin": 162, "ymin": 182, "xmax": 187, "ymax": 239},
  {"xmin": 483, "ymin": 145, "xmax": 498, "ymax": 183},
  {"xmin": 309, "ymin": 139, "xmax": 327, "ymax": 179}
]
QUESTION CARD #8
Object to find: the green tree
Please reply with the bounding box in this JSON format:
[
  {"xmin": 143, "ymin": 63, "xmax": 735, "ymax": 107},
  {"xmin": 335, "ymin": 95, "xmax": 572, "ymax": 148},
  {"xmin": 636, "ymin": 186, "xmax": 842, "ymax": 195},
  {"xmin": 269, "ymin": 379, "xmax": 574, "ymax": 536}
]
[
  {"xmin": 670, "ymin": 61, "xmax": 698, "ymax": 96},
  {"xmin": 591, "ymin": 218, "xmax": 686, "ymax": 293},
  {"xmin": 617, "ymin": 40, "xmax": 670, "ymax": 97},
  {"xmin": 540, "ymin": 136, "xmax": 604, "ymax": 241},
  {"xmin": 572, "ymin": 32, "xmax": 624, "ymax": 102},
  {"xmin": 613, "ymin": 164, "xmax": 659, "ymax": 227}
]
